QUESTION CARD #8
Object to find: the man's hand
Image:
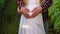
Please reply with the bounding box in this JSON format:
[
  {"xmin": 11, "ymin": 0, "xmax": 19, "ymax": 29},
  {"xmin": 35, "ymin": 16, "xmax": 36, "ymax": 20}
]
[
  {"xmin": 31, "ymin": 6, "xmax": 42, "ymax": 18},
  {"xmin": 17, "ymin": 7, "xmax": 22, "ymax": 14},
  {"xmin": 21, "ymin": 7, "xmax": 31, "ymax": 18}
]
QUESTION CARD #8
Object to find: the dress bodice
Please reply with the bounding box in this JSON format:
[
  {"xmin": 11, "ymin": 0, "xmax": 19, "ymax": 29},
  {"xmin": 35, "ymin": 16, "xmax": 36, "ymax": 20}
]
[
  {"xmin": 27, "ymin": 0, "xmax": 40, "ymax": 5},
  {"xmin": 25, "ymin": 0, "xmax": 41, "ymax": 16},
  {"xmin": 25, "ymin": 0, "xmax": 41, "ymax": 11}
]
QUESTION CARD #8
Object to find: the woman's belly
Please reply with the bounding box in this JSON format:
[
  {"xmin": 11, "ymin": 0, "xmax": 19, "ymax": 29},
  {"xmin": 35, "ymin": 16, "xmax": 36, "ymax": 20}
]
[
  {"xmin": 26, "ymin": 4, "xmax": 40, "ymax": 16},
  {"xmin": 21, "ymin": 4, "xmax": 42, "ymax": 20},
  {"xmin": 26, "ymin": 4, "xmax": 39, "ymax": 11},
  {"xmin": 20, "ymin": 0, "xmax": 42, "ymax": 20}
]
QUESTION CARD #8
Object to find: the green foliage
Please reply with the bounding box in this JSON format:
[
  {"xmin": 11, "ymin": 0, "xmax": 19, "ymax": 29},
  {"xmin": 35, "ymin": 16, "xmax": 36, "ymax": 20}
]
[
  {"xmin": 0, "ymin": 0, "xmax": 20, "ymax": 34},
  {"xmin": 0, "ymin": 0, "xmax": 5, "ymax": 11},
  {"xmin": 49, "ymin": 0, "xmax": 60, "ymax": 33}
]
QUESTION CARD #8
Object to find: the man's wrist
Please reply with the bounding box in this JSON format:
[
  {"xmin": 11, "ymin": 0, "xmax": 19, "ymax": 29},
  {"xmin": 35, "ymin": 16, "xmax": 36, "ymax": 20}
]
[
  {"xmin": 40, "ymin": 7, "xmax": 43, "ymax": 10},
  {"xmin": 39, "ymin": 6, "xmax": 43, "ymax": 13}
]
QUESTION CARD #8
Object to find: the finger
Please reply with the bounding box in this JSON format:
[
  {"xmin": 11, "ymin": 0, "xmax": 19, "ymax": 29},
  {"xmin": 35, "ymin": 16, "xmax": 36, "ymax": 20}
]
[
  {"xmin": 25, "ymin": 8, "xmax": 29, "ymax": 11},
  {"xmin": 22, "ymin": 12, "xmax": 30, "ymax": 18}
]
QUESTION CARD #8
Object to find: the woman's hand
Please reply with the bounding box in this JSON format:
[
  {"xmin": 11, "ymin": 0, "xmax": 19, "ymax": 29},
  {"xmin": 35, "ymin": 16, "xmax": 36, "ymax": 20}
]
[
  {"xmin": 21, "ymin": 7, "xmax": 31, "ymax": 18},
  {"xmin": 30, "ymin": 6, "xmax": 42, "ymax": 18}
]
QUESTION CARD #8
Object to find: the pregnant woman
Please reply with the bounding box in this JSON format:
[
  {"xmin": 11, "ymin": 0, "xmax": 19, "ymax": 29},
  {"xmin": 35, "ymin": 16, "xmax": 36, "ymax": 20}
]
[{"xmin": 17, "ymin": 0, "xmax": 52, "ymax": 34}]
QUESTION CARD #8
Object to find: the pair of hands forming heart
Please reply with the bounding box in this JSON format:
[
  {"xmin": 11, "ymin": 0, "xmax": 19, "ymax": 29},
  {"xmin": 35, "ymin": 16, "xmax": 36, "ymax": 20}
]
[{"xmin": 17, "ymin": 6, "xmax": 42, "ymax": 18}]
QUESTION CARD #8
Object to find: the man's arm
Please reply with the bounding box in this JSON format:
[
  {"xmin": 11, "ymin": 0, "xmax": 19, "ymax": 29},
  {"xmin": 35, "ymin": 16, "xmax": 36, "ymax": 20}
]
[
  {"xmin": 17, "ymin": 0, "xmax": 23, "ymax": 9},
  {"xmin": 41, "ymin": 0, "xmax": 52, "ymax": 11}
]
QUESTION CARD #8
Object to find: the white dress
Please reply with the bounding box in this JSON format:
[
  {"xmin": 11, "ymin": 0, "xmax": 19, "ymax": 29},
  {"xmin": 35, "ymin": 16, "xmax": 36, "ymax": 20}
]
[{"xmin": 18, "ymin": 0, "xmax": 45, "ymax": 34}]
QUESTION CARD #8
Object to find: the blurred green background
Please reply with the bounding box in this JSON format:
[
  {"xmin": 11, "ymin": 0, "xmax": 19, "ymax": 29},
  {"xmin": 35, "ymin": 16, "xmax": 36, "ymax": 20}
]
[{"xmin": 0, "ymin": 0, "xmax": 60, "ymax": 34}]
